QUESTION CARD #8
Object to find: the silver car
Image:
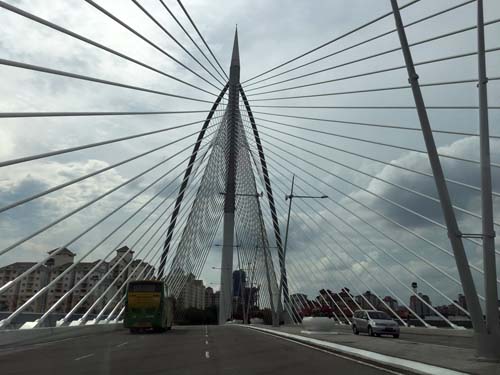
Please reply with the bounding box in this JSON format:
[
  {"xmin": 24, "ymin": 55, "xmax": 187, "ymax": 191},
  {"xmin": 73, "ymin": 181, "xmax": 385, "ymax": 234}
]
[{"xmin": 352, "ymin": 310, "xmax": 400, "ymax": 338}]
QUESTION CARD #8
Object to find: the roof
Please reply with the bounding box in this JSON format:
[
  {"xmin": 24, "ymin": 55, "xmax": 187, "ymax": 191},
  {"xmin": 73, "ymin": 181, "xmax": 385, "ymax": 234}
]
[
  {"xmin": 48, "ymin": 247, "xmax": 76, "ymax": 256},
  {"xmin": 116, "ymin": 246, "xmax": 131, "ymax": 253},
  {"xmin": 0, "ymin": 262, "xmax": 37, "ymax": 270}
]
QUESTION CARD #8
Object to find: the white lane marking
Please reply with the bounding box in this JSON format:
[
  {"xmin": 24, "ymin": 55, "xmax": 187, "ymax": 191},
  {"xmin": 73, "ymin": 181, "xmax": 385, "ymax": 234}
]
[
  {"xmin": 116, "ymin": 341, "xmax": 128, "ymax": 348},
  {"xmin": 74, "ymin": 353, "xmax": 95, "ymax": 361},
  {"xmin": 244, "ymin": 326, "xmax": 467, "ymax": 375},
  {"xmin": 204, "ymin": 326, "xmax": 210, "ymax": 359}
]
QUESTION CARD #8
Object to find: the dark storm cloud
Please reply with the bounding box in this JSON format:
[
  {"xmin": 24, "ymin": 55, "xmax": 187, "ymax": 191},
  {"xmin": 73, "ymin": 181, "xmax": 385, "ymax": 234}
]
[{"xmin": 351, "ymin": 137, "xmax": 500, "ymax": 229}]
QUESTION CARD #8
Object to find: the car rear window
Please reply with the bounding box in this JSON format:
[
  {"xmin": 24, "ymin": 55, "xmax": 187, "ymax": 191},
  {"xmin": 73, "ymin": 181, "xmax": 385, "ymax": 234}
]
[{"xmin": 368, "ymin": 311, "xmax": 390, "ymax": 319}]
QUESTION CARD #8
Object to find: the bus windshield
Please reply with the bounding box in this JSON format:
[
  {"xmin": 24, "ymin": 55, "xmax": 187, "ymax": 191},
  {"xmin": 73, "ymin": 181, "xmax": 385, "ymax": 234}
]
[{"xmin": 128, "ymin": 282, "xmax": 162, "ymax": 293}]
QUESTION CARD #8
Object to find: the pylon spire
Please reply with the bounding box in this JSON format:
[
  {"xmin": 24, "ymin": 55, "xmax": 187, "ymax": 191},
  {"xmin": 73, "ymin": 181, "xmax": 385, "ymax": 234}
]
[{"xmin": 231, "ymin": 27, "xmax": 239, "ymax": 68}]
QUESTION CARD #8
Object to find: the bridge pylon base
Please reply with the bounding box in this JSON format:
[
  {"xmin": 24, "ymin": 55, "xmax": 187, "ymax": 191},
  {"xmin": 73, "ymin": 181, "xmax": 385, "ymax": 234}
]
[{"xmin": 474, "ymin": 331, "xmax": 500, "ymax": 360}]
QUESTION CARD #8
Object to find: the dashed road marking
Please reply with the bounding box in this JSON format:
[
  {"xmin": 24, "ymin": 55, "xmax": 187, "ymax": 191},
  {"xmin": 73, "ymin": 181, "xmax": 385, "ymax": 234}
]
[
  {"xmin": 74, "ymin": 353, "xmax": 95, "ymax": 361},
  {"xmin": 205, "ymin": 351, "xmax": 210, "ymax": 359},
  {"xmin": 116, "ymin": 341, "xmax": 128, "ymax": 348}
]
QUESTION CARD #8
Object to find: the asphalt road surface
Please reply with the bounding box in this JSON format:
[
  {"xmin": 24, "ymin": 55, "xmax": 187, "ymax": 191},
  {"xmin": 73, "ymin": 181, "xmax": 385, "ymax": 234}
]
[
  {"xmin": 0, "ymin": 325, "xmax": 402, "ymax": 375},
  {"xmin": 331, "ymin": 324, "xmax": 474, "ymax": 349}
]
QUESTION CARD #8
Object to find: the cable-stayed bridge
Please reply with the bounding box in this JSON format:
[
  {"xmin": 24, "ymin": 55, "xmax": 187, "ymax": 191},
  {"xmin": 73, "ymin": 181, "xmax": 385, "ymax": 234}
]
[{"xmin": 0, "ymin": 0, "xmax": 499, "ymax": 373}]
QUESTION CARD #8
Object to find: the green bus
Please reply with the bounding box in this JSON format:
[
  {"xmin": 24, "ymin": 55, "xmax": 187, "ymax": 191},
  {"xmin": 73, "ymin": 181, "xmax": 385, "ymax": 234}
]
[{"xmin": 124, "ymin": 280, "xmax": 174, "ymax": 333}]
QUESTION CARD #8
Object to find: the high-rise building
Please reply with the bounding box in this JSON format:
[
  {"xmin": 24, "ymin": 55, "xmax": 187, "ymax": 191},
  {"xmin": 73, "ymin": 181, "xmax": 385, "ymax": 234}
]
[
  {"xmin": 0, "ymin": 247, "xmax": 154, "ymax": 314},
  {"xmin": 178, "ymin": 274, "xmax": 205, "ymax": 309},
  {"xmin": 458, "ymin": 294, "xmax": 467, "ymax": 310},
  {"xmin": 232, "ymin": 270, "xmax": 246, "ymax": 297},
  {"xmin": 383, "ymin": 296, "xmax": 398, "ymax": 311},
  {"xmin": 204, "ymin": 287, "xmax": 216, "ymax": 308},
  {"xmin": 410, "ymin": 293, "xmax": 432, "ymax": 317}
]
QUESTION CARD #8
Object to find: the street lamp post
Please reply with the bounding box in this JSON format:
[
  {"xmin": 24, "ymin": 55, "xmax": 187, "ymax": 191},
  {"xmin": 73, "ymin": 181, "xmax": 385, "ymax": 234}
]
[{"xmin": 279, "ymin": 174, "xmax": 328, "ymax": 324}]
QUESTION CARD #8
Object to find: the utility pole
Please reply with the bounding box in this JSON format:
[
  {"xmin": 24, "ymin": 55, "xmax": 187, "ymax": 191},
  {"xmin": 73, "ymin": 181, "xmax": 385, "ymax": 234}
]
[
  {"xmin": 280, "ymin": 174, "xmax": 327, "ymax": 324},
  {"xmin": 219, "ymin": 29, "xmax": 240, "ymax": 325}
]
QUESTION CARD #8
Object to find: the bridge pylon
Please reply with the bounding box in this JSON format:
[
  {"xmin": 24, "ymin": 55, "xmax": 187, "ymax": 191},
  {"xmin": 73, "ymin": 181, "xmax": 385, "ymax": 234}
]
[{"xmin": 219, "ymin": 28, "xmax": 240, "ymax": 325}]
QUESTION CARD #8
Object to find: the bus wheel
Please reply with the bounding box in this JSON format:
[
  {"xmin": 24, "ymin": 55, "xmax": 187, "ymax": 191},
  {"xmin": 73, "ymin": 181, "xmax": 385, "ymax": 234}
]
[{"xmin": 129, "ymin": 328, "xmax": 138, "ymax": 334}]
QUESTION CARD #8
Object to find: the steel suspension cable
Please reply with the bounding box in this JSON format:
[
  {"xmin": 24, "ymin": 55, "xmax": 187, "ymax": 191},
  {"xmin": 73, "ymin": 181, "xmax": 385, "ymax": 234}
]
[
  {"xmin": 265, "ymin": 161, "xmax": 474, "ymax": 316},
  {"xmin": 247, "ymin": 46, "xmax": 500, "ymax": 96},
  {"xmin": 0, "ymin": 141, "xmax": 211, "ymax": 327},
  {"xmin": 244, "ymin": 0, "xmax": 476, "ymax": 89},
  {"xmin": 81, "ymin": 181, "xmax": 207, "ymax": 324},
  {"xmin": 236, "ymin": 131, "xmax": 364, "ymax": 323},
  {"xmin": 0, "ymin": 110, "xmax": 214, "ymax": 118},
  {"xmin": 0, "ymin": 58, "xmax": 214, "ymax": 103},
  {"xmin": 176, "ymin": 0, "xmax": 228, "ymax": 80},
  {"xmin": 261, "ymin": 150, "xmax": 476, "ymax": 297},
  {"xmin": 252, "ymin": 152, "xmax": 407, "ymax": 325},
  {"xmin": 256, "ymin": 130, "xmax": 500, "ymax": 254},
  {"xmin": 131, "ymin": 0, "xmax": 226, "ymax": 87},
  {"xmin": 64, "ymin": 165, "xmax": 207, "ymax": 325},
  {"xmin": 158, "ymin": 0, "xmax": 227, "ymax": 83},
  {"xmin": 248, "ymin": 76, "xmax": 500, "ymax": 102},
  {"xmin": 259, "ymin": 141, "xmax": 500, "ymax": 280},
  {"xmin": 251, "ymin": 105, "xmax": 500, "ymax": 110},
  {"xmin": 83, "ymin": 0, "xmax": 221, "ymax": 91},
  {"xmin": 254, "ymin": 112, "xmax": 500, "ymax": 138},
  {"xmin": 242, "ymin": 0, "xmax": 420, "ymax": 84},
  {"xmin": 255, "ymin": 116, "xmax": 500, "ymax": 168},
  {"xmin": 244, "ymin": 17, "xmax": 500, "ymax": 90},
  {"xmin": 0, "ymin": 128, "xmax": 217, "ymax": 262},
  {"xmin": 0, "ymin": 118, "xmax": 220, "ymax": 215},
  {"xmin": 253, "ymin": 121, "xmax": 498, "ymax": 197},
  {"xmin": 263, "ymin": 177, "xmax": 431, "ymax": 327},
  {"xmin": 0, "ymin": 118, "xmax": 213, "ymax": 168},
  {"xmin": 291, "ymin": 178, "xmax": 474, "ymax": 316},
  {"xmin": 255, "ymin": 127, "xmax": 500, "ymax": 226},
  {"xmin": 33, "ymin": 141, "xmax": 212, "ymax": 327},
  {"xmin": 0, "ymin": 0, "xmax": 218, "ymax": 97}
]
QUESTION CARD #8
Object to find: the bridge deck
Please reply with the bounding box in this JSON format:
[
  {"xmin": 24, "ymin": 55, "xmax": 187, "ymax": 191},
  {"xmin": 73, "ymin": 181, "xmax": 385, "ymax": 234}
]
[
  {"xmin": 0, "ymin": 325, "xmax": 393, "ymax": 375},
  {"xmin": 253, "ymin": 324, "xmax": 500, "ymax": 375}
]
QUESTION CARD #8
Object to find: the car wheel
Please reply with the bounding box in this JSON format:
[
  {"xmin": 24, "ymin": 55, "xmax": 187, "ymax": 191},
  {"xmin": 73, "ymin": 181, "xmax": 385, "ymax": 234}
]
[
  {"xmin": 393, "ymin": 334, "xmax": 399, "ymax": 339},
  {"xmin": 368, "ymin": 326, "xmax": 374, "ymax": 336},
  {"xmin": 352, "ymin": 325, "xmax": 359, "ymax": 335},
  {"xmin": 375, "ymin": 333, "xmax": 381, "ymax": 337}
]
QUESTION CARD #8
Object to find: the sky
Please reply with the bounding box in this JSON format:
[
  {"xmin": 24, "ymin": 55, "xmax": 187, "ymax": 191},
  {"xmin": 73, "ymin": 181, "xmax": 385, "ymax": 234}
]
[{"xmin": 0, "ymin": 0, "xmax": 499, "ymax": 315}]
